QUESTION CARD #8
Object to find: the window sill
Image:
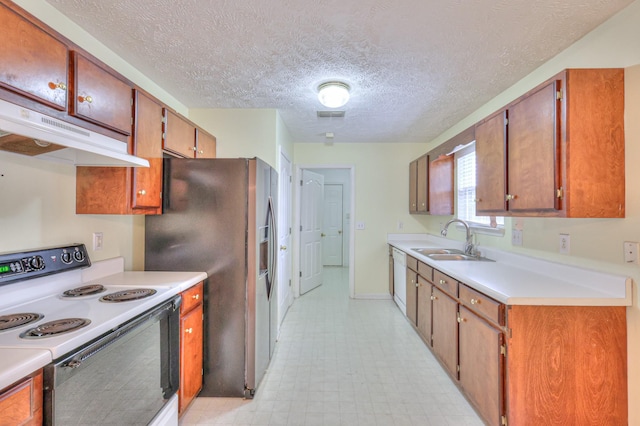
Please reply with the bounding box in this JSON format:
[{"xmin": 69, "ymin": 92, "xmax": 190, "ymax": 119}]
[{"xmin": 454, "ymin": 223, "xmax": 505, "ymax": 237}]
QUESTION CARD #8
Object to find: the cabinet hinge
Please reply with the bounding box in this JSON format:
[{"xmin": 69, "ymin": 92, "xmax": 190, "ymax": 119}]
[
  {"xmin": 162, "ymin": 116, "xmax": 167, "ymax": 124},
  {"xmin": 502, "ymin": 415, "xmax": 508, "ymax": 425},
  {"xmin": 162, "ymin": 132, "xmax": 166, "ymax": 140},
  {"xmin": 300, "ymin": 225, "xmax": 303, "ymax": 231},
  {"xmin": 556, "ymin": 187, "xmax": 563, "ymax": 199},
  {"xmin": 504, "ymin": 117, "xmax": 509, "ymax": 126},
  {"xmin": 556, "ymin": 90, "xmax": 563, "ymax": 100},
  {"xmin": 500, "ymin": 344, "xmax": 507, "ymax": 356},
  {"xmin": 289, "ymin": 279, "xmax": 292, "ymax": 287},
  {"xmin": 456, "ymin": 365, "xmax": 460, "ymax": 373},
  {"xmin": 299, "ymin": 271, "xmax": 302, "ymax": 278},
  {"xmin": 457, "ymin": 312, "xmax": 462, "ymax": 323},
  {"xmin": 300, "ymin": 179, "xmax": 303, "ymax": 186}
]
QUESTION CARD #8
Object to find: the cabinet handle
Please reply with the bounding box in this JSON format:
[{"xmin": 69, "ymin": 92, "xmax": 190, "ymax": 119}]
[
  {"xmin": 439, "ymin": 279, "xmax": 446, "ymax": 285},
  {"xmin": 78, "ymin": 95, "xmax": 93, "ymax": 104},
  {"xmin": 474, "ymin": 198, "xmax": 482, "ymax": 203},
  {"xmin": 506, "ymin": 194, "xmax": 517, "ymax": 201},
  {"xmin": 421, "ymin": 202, "xmax": 425, "ymax": 207},
  {"xmin": 138, "ymin": 189, "xmax": 146, "ymax": 196},
  {"xmin": 199, "ymin": 150, "xmax": 204, "ymax": 154},
  {"xmin": 185, "ymin": 328, "xmax": 193, "ymax": 334},
  {"xmin": 191, "ymin": 146, "xmax": 197, "ymax": 151},
  {"xmin": 415, "ymin": 282, "xmax": 419, "ymax": 288},
  {"xmin": 48, "ymin": 81, "xmax": 67, "ymax": 91},
  {"xmin": 470, "ymin": 298, "xmax": 480, "ymax": 305},
  {"xmin": 457, "ymin": 316, "xmax": 467, "ymax": 323},
  {"xmin": 192, "ymin": 294, "xmax": 199, "ymax": 300},
  {"xmin": 430, "ymin": 295, "xmax": 437, "ymax": 301}
]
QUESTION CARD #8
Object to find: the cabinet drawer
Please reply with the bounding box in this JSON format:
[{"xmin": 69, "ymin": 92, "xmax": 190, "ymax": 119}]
[
  {"xmin": 181, "ymin": 281, "xmax": 204, "ymax": 315},
  {"xmin": 433, "ymin": 270, "xmax": 458, "ymax": 298},
  {"xmin": 459, "ymin": 283, "xmax": 505, "ymax": 326},
  {"xmin": 417, "ymin": 261, "xmax": 433, "ymax": 281},
  {"xmin": 406, "ymin": 255, "xmax": 418, "ymax": 272}
]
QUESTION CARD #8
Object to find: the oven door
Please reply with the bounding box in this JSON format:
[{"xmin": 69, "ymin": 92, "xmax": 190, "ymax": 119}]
[{"xmin": 43, "ymin": 296, "xmax": 181, "ymax": 426}]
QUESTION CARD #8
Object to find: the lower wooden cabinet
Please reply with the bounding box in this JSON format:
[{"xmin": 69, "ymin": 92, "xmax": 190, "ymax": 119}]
[
  {"xmin": 431, "ymin": 287, "xmax": 458, "ymax": 378},
  {"xmin": 0, "ymin": 369, "xmax": 43, "ymax": 426},
  {"xmin": 416, "ymin": 275, "xmax": 433, "ymax": 344},
  {"xmin": 459, "ymin": 306, "xmax": 504, "ymax": 426},
  {"xmin": 405, "ymin": 268, "xmax": 418, "ymax": 326},
  {"xmin": 179, "ymin": 282, "xmax": 204, "ymax": 416}
]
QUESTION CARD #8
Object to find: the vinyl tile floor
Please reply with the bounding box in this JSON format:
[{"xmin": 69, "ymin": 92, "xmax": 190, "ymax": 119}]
[{"xmin": 179, "ymin": 267, "xmax": 484, "ymax": 426}]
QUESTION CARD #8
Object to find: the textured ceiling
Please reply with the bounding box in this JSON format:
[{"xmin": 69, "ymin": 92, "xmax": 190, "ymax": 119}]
[{"xmin": 44, "ymin": 0, "xmax": 633, "ymax": 144}]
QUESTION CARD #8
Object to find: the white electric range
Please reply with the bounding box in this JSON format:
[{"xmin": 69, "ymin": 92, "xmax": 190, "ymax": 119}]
[{"xmin": 0, "ymin": 244, "xmax": 188, "ymax": 426}]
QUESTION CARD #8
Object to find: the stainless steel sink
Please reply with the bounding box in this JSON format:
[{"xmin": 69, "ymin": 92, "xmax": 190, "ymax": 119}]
[
  {"xmin": 427, "ymin": 253, "xmax": 494, "ymax": 262},
  {"xmin": 411, "ymin": 248, "xmax": 465, "ymax": 255}
]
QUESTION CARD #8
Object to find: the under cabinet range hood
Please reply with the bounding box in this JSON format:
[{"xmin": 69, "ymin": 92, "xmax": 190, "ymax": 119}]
[{"xmin": 0, "ymin": 98, "xmax": 149, "ymax": 167}]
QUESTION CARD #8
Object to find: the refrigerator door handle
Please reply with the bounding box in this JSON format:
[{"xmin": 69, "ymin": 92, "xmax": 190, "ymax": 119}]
[{"xmin": 267, "ymin": 195, "xmax": 277, "ymax": 300}]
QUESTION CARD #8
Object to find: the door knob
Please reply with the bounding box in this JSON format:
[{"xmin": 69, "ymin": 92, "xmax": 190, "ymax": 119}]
[{"xmin": 280, "ymin": 245, "xmax": 287, "ymax": 250}]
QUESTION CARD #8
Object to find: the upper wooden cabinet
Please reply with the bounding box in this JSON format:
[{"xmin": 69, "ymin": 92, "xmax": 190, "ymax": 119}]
[
  {"xmin": 77, "ymin": 90, "xmax": 163, "ymax": 215},
  {"xmin": 163, "ymin": 109, "xmax": 217, "ymax": 159},
  {"xmin": 476, "ymin": 68, "xmax": 625, "ymax": 218},
  {"xmin": 428, "ymin": 154, "xmax": 454, "ymax": 215},
  {"xmin": 69, "ymin": 52, "xmax": 133, "ymax": 136},
  {"xmin": 409, "ymin": 154, "xmax": 428, "ymax": 214},
  {"xmin": 0, "ymin": 2, "xmax": 68, "ymax": 110},
  {"xmin": 195, "ymin": 128, "xmax": 217, "ymax": 159}
]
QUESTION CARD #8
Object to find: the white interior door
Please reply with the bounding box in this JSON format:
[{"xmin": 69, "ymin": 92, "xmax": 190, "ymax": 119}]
[
  {"xmin": 300, "ymin": 170, "xmax": 324, "ymax": 295},
  {"xmin": 277, "ymin": 152, "xmax": 292, "ymax": 325},
  {"xmin": 322, "ymin": 184, "xmax": 343, "ymax": 266}
]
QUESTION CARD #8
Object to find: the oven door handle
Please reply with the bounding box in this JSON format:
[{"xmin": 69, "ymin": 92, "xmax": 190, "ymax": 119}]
[{"xmin": 61, "ymin": 298, "xmax": 177, "ymax": 370}]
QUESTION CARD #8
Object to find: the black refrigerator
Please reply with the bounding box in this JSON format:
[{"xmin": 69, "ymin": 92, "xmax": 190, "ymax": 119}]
[{"xmin": 145, "ymin": 157, "xmax": 278, "ymax": 398}]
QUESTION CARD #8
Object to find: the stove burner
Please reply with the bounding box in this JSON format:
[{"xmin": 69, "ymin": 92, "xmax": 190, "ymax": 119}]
[
  {"xmin": 20, "ymin": 318, "xmax": 91, "ymax": 338},
  {"xmin": 62, "ymin": 284, "xmax": 106, "ymax": 297},
  {"xmin": 99, "ymin": 288, "xmax": 157, "ymax": 303},
  {"xmin": 0, "ymin": 313, "xmax": 44, "ymax": 332}
]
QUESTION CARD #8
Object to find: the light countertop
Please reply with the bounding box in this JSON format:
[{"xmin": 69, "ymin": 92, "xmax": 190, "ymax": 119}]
[{"xmin": 388, "ymin": 233, "xmax": 632, "ymax": 307}]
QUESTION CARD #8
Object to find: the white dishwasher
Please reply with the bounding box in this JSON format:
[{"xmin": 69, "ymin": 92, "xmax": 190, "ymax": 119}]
[{"xmin": 392, "ymin": 247, "xmax": 407, "ymax": 315}]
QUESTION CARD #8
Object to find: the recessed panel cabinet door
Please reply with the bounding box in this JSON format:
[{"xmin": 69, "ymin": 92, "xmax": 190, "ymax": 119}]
[
  {"xmin": 459, "ymin": 306, "xmax": 504, "ymax": 426},
  {"xmin": 0, "ymin": 3, "xmax": 68, "ymax": 110},
  {"xmin": 163, "ymin": 109, "xmax": 196, "ymax": 158},
  {"xmin": 475, "ymin": 111, "xmax": 507, "ymax": 215},
  {"xmin": 507, "ymin": 81, "xmax": 561, "ymax": 214},
  {"xmin": 409, "ymin": 160, "xmax": 418, "ymax": 213},
  {"xmin": 132, "ymin": 91, "xmax": 163, "ymax": 210},
  {"xmin": 431, "ymin": 287, "xmax": 458, "ymax": 378},
  {"xmin": 180, "ymin": 303, "xmax": 203, "ymax": 414},
  {"xmin": 416, "ymin": 154, "xmax": 429, "ymax": 213},
  {"xmin": 417, "ymin": 276, "xmax": 432, "ymax": 345},
  {"xmin": 70, "ymin": 52, "xmax": 133, "ymax": 135},
  {"xmin": 195, "ymin": 128, "xmax": 217, "ymax": 158},
  {"xmin": 405, "ymin": 269, "xmax": 418, "ymax": 326},
  {"xmin": 428, "ymin": 155, "xmax": 454, "ymax": 215}
]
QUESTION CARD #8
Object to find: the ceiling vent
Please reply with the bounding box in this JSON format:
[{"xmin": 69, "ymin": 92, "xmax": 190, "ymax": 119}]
[{"xmin": 317, "ymin": 111, "xmax": 345, "ymax": 118}]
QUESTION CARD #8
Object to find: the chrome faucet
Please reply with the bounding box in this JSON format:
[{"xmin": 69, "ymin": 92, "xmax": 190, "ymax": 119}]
[{"xmin": 441, "ymin": 219, "xmax": 475, "ymax": 255}]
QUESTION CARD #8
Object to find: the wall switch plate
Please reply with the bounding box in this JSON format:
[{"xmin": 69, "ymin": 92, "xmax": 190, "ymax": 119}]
[
  {"xmin": 559, "ymin": 233, "xmax": 570, "ymax": 254},
  {"xmin": 624, "ymin": 241, "xmax": 639, "ymax": 264},
  {"xmin": 93, "ymin": 232, "xmax": 103, "ymax": 251},
  {"xmin": 356, "ymin": 221, "xmax": 365, "ymax": 230},
  {"xmin": 512, "ymin": 229, "xmax": 523, "ymax": 246},
  {"xmin": 397, "ymin": 221, "xmax": 404, "ymax": 230}
]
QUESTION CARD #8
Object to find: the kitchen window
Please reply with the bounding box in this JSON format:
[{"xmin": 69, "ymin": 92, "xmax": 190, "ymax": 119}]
[{"xmin": 456, "ymin": 143, "xmax": 504, "ymax": 235}]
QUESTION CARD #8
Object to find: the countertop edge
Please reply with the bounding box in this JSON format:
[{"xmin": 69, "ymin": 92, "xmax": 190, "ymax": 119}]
[{"xmin": 0, "ymin": 348, "xmax": 51, "ymax": 391}]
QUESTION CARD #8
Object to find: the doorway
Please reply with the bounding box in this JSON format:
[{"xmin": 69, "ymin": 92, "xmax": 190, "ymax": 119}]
[{"xmin": 293, "ymin": 165, "xmax": 355, "ymax": 299}]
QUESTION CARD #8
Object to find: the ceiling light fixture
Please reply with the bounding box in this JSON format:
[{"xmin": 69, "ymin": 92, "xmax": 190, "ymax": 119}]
[{"xmin": 317, "ymin": 81, "xmax": 350, "ymax": 108}]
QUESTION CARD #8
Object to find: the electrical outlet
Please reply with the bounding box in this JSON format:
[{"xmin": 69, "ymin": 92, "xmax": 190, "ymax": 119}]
[
  {"xmin": 93, "ymin": 232, "xmax": 104, "ymax": 251},
  {"xmin": 624, "ymin": 241, "xmax": 639, "ymax": 264},
  {"xmin": 512, "ymin": 229, "xmax": 523, "ymax": 246},
  {"xmin": 559, "ymin": 233, "xmax": 570, "ymax": 254},
  {"xmin": 356, "ymin": 221, "xmax": 365, "ymax": 230},
  {"xmin": 397, "ymin": 221, "xmax": 404, "ymax": 230}
]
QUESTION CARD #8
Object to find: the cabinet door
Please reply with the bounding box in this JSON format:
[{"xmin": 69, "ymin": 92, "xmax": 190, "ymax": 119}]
[
  {"xmin": 0, "ymin": 3, "xmax": 68, "ymax": 110},
  {"xmin": 459, "ymin": 306, "xmax": 504, "ymax": 426},
  {"xmin": 195, "ymin": 128, "xmax": 216, "ymax": 158},
  {"xmin": 388, "ymin": 248, "xmax": 394, "ymax": 296},
  {"xmin": 417, "ymin": 276, "xmax": 432, "ymax": 345},
  {"xmin": 179, "ymin": 303, "xmax": 203, "ymax": 415},
  {"xmin": 131, "ymin": 91, "xmax": 163, "ymax": 210},
  {"xmin": 416, "ymin": 154, "xmax": 429, "ymax": 213},
  {"xmin": 432, "ymin": 288, "xmax": 458, "ymax": 378},
  {"xmin": 163, "ymin": 109, "xmax": 196, "ymax": 158},
  {"xmin": 70, "ymin": 52, "xmax": 133, "ymax": 135},
  {"xmin": 507, "ymin": 81, "xmax": 561, "ymax": 214},
  {"xmin": 475, "ymin": 111, "xmax": 507, "ymax": 215},
  {"xmin": 428, "ymin": 154, "xmax": 454, "ymax": 215},
  {"xmin": 0, "ymin": 369, "xmax": 43, "ymax": 426},
  {"xmin": 405, "ymin": 269, "xmax": 418, "ymax": 326},
  {"xmin": 409, "ymin": 159, "xmax": 418, "ymax": 213}
]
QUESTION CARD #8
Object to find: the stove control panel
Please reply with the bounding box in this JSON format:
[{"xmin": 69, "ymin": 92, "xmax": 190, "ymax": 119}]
[{"xmin": 0, "ymin": 244, "xmax": 91, "ymax": 286}]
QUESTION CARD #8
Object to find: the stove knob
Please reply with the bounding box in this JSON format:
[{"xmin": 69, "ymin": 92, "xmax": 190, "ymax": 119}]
[
  {"xmin": 30, "ymin": 256, "xmax": 45, "ymax": 270},
  {"xmin": 61, "ymin": 252, "xmax": 73, "ymax": 264},
  {"xmin": 73, "ymin": 250, "xmax": 85, "ymax": 262}
]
